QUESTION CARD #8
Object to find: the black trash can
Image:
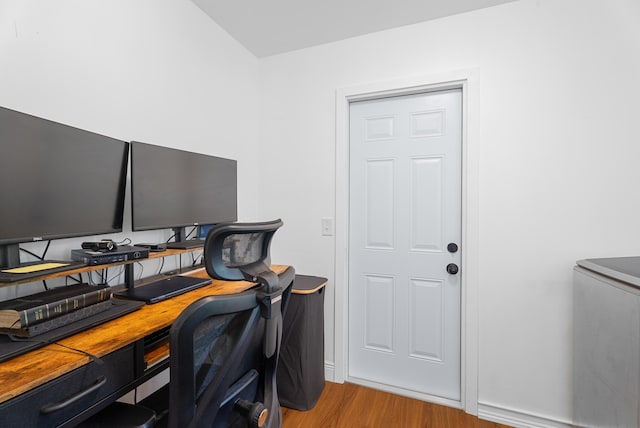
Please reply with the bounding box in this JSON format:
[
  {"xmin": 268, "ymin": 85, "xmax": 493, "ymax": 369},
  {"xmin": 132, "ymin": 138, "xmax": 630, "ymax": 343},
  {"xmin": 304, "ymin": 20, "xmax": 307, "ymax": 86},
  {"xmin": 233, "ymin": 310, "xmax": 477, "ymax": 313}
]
[{"xmin": 277, "ymin": 275, "xmax": 327, "ymax": 410}]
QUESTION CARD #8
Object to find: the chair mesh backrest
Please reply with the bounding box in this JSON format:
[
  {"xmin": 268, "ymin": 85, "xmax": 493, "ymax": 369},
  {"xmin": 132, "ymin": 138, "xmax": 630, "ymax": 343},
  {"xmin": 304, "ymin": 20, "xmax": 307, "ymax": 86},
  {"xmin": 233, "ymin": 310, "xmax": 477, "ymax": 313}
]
[
  {"xmin": 192, "ymin": 312, "xmax": 243, "ymax": 400},
  {"xmin": 221, "ymin": 233, "xmax": 266, "ymax": 268},
  {"xmin": 204, "ymin": 220, "xmax": 283, "ymax": 283},
  {"xmin": 169, "ymin": 293, "xmax": 263, "ymax": 428}
]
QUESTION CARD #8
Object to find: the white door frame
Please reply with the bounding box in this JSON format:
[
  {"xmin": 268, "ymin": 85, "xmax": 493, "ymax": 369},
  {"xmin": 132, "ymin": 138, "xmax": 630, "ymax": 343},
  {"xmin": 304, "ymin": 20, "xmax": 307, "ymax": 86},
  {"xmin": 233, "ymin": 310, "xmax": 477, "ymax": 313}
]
[{"xmin": 334, "ymin": 69, "xmax": 480, "ymax": 414}]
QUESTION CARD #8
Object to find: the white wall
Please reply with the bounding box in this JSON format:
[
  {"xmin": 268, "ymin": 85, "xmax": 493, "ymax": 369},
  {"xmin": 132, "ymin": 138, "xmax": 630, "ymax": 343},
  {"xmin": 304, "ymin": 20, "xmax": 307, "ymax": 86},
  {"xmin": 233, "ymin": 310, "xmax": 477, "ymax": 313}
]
[
  {"xmin": 0, "ymin": 0, "xmax": 260, "ymax": 297},
  {"xmin": 259, "ymin": 0, "xmax": 640, "ymax": 424}
]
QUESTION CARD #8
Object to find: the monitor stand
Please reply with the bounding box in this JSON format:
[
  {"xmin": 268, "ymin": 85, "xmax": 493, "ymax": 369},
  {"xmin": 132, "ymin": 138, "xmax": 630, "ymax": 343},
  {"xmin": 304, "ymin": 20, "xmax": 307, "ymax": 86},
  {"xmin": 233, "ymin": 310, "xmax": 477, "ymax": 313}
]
[{"xmin": 0, "ymin": 243, "xmax": 20, "ymax": 269}]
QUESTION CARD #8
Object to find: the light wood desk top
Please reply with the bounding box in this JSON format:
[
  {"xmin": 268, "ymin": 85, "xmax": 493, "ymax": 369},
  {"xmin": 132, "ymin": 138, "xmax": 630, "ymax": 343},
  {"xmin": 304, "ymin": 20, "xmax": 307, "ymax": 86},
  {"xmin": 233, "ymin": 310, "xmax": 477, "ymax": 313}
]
[{"xmin": 0, "ymin": 265, "xmax": 290, "ymax": 404}]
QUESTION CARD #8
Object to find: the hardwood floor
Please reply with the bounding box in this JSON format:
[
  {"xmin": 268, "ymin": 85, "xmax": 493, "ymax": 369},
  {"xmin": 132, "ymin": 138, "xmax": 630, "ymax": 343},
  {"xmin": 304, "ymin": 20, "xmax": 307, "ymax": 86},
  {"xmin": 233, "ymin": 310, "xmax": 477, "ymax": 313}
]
[{"xmin": 281, "ymin": 382, "xmax": 511, "ymax": 428}]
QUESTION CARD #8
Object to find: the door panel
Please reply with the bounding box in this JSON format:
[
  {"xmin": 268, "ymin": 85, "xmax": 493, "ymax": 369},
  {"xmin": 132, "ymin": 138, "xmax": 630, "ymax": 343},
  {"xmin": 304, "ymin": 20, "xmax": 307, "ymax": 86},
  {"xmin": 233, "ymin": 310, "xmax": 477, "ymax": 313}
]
[
  {"xmin": 349, "ymin": 89, "xmax": 462, "ymax": 401},
  {"xmin": 364, "ymin": 274, "xmax": 394, "ymax": 352},
  {"xmin": 410, "ymin": 156, "xmax": 443, "ymax": 251},
  {"xmin": 365, "ymin": 159, "xmax": 395, "ymax": 249},
  {"xmin": 409, "ymin": 277, "xmax": 444, "ymax": 361}
]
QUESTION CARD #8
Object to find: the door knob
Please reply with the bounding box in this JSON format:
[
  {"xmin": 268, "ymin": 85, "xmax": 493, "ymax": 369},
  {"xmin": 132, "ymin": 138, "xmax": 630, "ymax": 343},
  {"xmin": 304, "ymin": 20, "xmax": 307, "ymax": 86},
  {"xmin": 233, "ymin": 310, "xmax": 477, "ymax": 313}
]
[
  {"xmin": 447, "ymin": 243, "xmax": 458, "ymax": 253},
  {"xmin": 446, "ymin": 263, "xmax": 459, "ymax": 275}
]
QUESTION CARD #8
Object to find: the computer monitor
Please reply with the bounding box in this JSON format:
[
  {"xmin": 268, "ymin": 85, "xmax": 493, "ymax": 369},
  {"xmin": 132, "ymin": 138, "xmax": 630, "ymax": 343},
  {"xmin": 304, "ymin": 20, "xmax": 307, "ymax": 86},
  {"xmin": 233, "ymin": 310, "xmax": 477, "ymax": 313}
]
[
  {"xmin": 130, "ymin": 141, "xmax": 237, "ymax": 247},
  {"xmin": 0, "ymin": 106, "xmax": 129, "ymax": 269}
]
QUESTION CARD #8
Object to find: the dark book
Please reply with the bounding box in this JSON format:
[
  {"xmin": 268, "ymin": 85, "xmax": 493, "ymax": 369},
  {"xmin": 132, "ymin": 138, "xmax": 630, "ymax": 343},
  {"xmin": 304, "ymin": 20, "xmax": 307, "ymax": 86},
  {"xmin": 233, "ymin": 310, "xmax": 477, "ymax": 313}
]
[
  {"xmin": 0, "ymin": 299, "xmax": 113, "ymax": 337},
  {"xmin": 0, "ymin": 283, "xmax": 111, "ymax": 329}
]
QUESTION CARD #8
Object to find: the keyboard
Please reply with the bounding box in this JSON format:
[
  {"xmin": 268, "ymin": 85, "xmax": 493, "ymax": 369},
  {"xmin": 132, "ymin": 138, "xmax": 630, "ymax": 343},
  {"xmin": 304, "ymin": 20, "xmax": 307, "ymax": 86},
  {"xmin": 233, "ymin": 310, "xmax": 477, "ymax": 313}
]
[
  {"xmin": 0, "ymin": 260, "xmax": 86, "ymax": 283},
  {"xmin": 114, "ymin": 275, "xmax": 212, "ymax": 304}
]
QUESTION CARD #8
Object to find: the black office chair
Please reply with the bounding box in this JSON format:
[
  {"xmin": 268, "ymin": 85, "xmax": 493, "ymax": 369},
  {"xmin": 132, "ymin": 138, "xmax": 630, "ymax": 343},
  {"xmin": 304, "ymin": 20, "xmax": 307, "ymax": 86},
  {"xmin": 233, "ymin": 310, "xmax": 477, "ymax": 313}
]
[{"xmin": 80, "ymin": 220, "xmax": 294, "ymax": 428}]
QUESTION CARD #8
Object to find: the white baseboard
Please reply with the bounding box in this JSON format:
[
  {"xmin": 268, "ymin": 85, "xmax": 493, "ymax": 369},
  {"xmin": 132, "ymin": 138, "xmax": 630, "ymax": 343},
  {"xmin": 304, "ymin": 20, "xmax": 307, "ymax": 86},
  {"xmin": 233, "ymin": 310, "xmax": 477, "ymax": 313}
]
[
  {"xmin": 325, "ymin": 361, "xmax": 335, "ymax": 382},
  {"xmin": 478, "ymin": 402, "xmax": 572, "ymax": 428}
]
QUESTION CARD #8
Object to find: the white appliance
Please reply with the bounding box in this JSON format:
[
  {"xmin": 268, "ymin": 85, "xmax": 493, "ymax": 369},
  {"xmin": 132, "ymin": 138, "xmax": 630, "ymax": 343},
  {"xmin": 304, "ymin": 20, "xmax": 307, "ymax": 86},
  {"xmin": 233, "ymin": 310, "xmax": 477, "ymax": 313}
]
[{"xmin": 574, "ymin": 257, "xmax": 640, "ymax": 428}]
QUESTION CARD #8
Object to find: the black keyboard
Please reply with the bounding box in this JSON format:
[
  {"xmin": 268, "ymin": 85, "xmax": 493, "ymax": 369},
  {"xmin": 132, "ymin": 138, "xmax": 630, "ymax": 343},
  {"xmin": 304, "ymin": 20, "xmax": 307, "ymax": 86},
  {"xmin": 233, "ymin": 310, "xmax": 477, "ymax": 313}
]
[{"xmin": 114, "ymin": 275, "xmax": 212, "ymax": 304}]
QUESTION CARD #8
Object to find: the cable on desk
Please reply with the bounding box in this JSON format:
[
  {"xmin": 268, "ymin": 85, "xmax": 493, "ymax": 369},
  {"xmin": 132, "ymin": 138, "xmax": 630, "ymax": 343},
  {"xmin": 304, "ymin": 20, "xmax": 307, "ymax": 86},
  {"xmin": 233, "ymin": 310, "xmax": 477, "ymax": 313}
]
[
  {"xmin": 95, "ymin": 268, "xmax": 106, "ymax": 285},
  {"xmin": 6, "ymin": 320, "xmax": 105, "ymax": 370},
  {"xmin": 185, "ymin": 226, "xmax": 197, "ymax": 240},
  {"xmin": 137, "ymin": 260, "xmax": 146, "ymax": 280},
  {"xmin": 191, "ymin": 251, "xmax": 204, "ymax": 267},
  {"xmin": 116, "ymin": 237, "xmax": 132, "ymax": 246},
  {"xmin": 155, "ymin": 257, "xmax": 164, "ymax": 276},
  {"xmin": 18, "ymin": 241, "xmax": 53, "ymax": 291},
  {"xmin": 105, "ymin": 266, "xmax": 124, "ymax": 286},
  {"xmin": 87, "ymin": 270, "xmax": 104, "ymax": 286},
  {"xmin": 19, "ymin": 240, "xmax": 51, "ymax": 261},
  {"xmin": 66, "ymin": 273, "xmax": 84, "ymax": 285},
  {"xmin": 166, "ymin": 226, "xmax": 198, "ymax": 244},
  {"xmin": 7, "ymin": 324, "xmax": 110, "ymax": 414}
]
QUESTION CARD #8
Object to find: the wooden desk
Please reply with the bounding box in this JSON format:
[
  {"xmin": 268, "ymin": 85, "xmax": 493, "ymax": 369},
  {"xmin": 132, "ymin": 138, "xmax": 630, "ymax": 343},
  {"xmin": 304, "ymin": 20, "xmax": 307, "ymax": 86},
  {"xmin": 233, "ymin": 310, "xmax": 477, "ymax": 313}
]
[{"xmin": 0, "ymin": 264, "xmax": 293, "ymax": 427}]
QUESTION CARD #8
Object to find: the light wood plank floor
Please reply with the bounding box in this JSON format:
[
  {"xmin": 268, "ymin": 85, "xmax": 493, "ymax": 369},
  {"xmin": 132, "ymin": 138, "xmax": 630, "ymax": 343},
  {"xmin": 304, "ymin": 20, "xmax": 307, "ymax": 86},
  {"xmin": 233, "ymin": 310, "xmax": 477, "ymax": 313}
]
[{"xmin": 281, "ymin": 382, "xmax": 512, "ymax": 428}]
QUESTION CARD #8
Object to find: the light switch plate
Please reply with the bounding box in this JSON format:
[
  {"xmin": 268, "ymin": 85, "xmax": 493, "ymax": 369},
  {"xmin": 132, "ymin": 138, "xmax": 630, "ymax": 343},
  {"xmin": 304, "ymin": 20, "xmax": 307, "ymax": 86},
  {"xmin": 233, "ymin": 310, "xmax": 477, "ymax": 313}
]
[{"xmin": 321, "ymin": 218, "xmax": 334, "ymax": 236}]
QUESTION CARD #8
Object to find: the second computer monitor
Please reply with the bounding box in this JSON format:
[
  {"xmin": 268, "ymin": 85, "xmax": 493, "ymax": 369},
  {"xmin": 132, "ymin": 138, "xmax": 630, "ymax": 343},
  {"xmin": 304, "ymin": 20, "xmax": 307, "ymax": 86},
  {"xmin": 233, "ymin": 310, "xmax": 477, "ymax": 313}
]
[{"xmin": 130, "ymin": 141, "xmax": 237, "ymax": 246}]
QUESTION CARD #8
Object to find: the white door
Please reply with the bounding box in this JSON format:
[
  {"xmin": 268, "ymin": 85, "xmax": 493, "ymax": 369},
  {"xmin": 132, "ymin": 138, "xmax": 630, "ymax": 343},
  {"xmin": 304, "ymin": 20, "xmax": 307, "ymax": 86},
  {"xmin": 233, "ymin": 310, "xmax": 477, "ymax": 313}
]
[{"xmin": 348, "ymin": 89, "xmax": 462, "ymax": 401}]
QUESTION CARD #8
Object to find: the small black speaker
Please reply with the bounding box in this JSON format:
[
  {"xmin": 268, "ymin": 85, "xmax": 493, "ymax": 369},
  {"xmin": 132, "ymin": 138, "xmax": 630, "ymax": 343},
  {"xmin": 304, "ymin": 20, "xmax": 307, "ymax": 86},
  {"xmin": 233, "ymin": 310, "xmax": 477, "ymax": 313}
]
[{"xmin": 81, "ymin": 240, "xmax": 117, "ymax": 252}]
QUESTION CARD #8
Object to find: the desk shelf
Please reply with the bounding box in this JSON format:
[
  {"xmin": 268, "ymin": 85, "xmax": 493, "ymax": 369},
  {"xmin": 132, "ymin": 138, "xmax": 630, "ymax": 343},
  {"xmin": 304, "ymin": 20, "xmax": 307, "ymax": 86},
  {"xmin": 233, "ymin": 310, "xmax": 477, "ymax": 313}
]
[{"xmin": 0, "ymin": 246, "xmax": 204, "ymax": 288}]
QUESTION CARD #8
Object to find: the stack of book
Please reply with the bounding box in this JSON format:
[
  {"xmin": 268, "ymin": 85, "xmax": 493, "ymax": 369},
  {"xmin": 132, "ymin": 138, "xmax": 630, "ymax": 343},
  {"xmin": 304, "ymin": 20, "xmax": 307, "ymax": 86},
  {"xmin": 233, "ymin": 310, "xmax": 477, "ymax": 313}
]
[{"xmin": 0, "ymin": 284, "xmax": 112, "ymax": 337}]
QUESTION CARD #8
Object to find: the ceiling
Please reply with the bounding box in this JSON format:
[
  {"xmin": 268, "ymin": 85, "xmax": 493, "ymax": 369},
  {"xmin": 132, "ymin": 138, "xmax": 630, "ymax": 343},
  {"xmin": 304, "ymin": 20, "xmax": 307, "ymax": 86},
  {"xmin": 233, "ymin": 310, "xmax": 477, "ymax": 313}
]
[{"xmin": 191, "ymin": 0, "xmax": 518, "ymax": 58}]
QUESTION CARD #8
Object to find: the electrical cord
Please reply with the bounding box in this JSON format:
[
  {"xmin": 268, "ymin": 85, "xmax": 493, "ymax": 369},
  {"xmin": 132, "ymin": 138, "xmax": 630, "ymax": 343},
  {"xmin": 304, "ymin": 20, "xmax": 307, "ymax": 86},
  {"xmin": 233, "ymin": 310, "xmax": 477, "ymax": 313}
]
[
  {"xmin": 19, "ymin": 248, "xmax": 42, "ymax": 260},
  {"xmin": 66, "ymin": 274, "xmax": 84, "ymax": 285},
  {"xmin": 156, "ymin": 257, "xmax": 165, "ymax": 275},
  {"xmin": 87, "ymin": 270, "xmax": 96, "ymax": 285},
  {"xmin": 185, "ymin": 226, "xmax": 197, "ymax": 240},
  {"xmin": 19, "ymin": 240, "xmax": 51, "ymax": 261},
  {"xmin": 116, "ymin": 237, "xmax": 132, "ymax": 246},
  {"xmin": 166, "ymin": 226, "xmax": 198, "ymax": 243},
  {"xmin": 192, "ymin": 252, "xmax": 204, "ymax": 267},
  {"xmin": 6, "ymin": 320, "xmax": 105, "ymax": 369},
  {"xmin": 137, "ymin": 261, "xmax": 145, "ymax": 280},
  {"xmin": 41, "ymin": 241, "xmax": 51, "ymax": 259},
  {"xmin": 105, "ymin": 266, "xmax": 124, "ymax": 285}
]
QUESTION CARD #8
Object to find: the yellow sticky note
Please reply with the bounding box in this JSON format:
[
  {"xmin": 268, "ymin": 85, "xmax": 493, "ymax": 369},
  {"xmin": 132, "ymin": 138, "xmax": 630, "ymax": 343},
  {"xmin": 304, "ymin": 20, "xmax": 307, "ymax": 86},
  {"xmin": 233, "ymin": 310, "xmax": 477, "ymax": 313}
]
[{"xmin": 1, "ymin": 262, "xmax": 70, "ymax": 274}]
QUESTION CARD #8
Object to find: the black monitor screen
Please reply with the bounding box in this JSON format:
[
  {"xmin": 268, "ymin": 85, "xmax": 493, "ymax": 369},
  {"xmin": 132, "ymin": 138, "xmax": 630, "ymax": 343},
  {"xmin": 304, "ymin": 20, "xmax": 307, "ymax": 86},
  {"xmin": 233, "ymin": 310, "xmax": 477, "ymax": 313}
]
[
  {"xmin": 0, "ymin": 106, "xmax": 129, "ymax": 246},
  {"xmin": 130, "ymin": 141, "xmax": 237, "ymax": 233}
]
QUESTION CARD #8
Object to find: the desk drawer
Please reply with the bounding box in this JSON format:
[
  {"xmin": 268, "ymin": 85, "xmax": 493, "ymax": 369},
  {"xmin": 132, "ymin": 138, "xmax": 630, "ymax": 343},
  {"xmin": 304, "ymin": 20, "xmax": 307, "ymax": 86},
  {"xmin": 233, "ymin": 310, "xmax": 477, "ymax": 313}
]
[{"xmin": 0, "ymin": 344, "xmax": 137, "ymax": 428}]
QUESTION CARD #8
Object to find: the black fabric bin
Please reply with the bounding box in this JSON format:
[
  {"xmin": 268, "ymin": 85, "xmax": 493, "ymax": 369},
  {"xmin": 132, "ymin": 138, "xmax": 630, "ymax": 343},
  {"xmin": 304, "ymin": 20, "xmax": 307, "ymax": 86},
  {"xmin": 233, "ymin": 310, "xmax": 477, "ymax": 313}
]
[{"xmin": 277, "ymin": 275, "xmax": 327, "ymax": 410}]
